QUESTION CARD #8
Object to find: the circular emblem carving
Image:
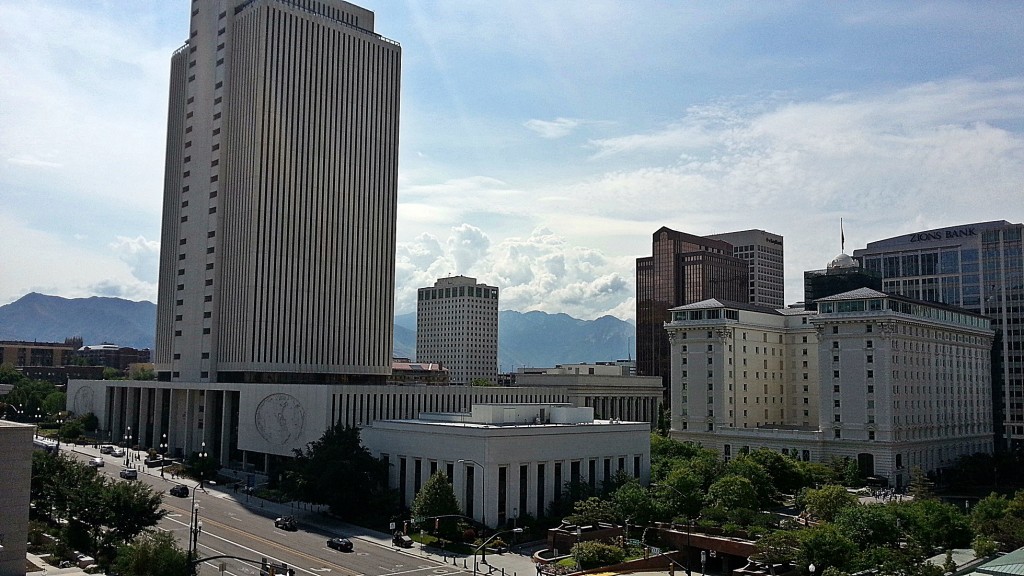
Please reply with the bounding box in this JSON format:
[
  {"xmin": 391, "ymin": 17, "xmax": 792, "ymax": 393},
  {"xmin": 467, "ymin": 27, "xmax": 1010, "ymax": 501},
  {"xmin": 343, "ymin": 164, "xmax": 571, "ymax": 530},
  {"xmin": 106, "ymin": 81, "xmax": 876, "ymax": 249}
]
[
  {"xmin": 254, "ymin": 393, "xmax": 305, "ymax": 445},
  {"xmin": 74, "ymin": 387, "xmax": 95, "ymax": 415}
]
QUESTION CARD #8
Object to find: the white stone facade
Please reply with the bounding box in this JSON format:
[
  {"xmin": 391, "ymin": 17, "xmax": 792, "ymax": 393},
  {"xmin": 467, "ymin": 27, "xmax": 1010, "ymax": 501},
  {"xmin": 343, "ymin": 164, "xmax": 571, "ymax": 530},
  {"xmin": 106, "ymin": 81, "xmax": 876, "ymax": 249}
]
[
  {"xmin": 361, "ymin": 404, "xmax": 650, "ymax": 527},
  {"xmin": 666, "ymin": 288, "xmax": 993, "ymax": 488},
  {"xmin": 416, "ymin": 276, "xmax": 499, "ymax": 384}
]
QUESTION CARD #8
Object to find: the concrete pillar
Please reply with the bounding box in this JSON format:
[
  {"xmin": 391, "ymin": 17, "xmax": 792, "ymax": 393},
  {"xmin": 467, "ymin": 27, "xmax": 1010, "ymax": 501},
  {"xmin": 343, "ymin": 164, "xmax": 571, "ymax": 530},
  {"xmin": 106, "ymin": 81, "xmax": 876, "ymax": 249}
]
[
  {"xmin": 138, "ymin": 388, "xmax": 151, "ymax": 449},
  {"xmin": 110, "ymin": 386, "xmax": 124, "ymax": 443},
  {"xmin": 220, "ymin": 390, "xmax": 234, "ymax": 466}
]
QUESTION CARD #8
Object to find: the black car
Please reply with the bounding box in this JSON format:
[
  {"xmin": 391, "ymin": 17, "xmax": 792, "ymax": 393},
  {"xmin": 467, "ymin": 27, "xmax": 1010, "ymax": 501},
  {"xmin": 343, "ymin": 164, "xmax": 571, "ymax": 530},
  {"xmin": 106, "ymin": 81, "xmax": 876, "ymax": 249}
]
[
  {"xmin": 327, "ymin": 537, "xmax": 353, "ymax": 552},
  {"xmin": 169, "ymin": 485, "xmax": 189, "ymax": 498},
  {"xmin": 274, "ymin": 516, "xmax": 298, "ymax": 531}
]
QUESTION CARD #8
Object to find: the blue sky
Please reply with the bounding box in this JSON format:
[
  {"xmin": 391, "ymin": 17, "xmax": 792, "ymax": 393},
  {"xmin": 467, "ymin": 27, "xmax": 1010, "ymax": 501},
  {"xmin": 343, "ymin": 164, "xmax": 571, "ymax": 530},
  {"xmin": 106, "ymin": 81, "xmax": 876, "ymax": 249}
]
[{"xmin": 1, "ymin": 1, "xmax": 1022, "ymax": 320}]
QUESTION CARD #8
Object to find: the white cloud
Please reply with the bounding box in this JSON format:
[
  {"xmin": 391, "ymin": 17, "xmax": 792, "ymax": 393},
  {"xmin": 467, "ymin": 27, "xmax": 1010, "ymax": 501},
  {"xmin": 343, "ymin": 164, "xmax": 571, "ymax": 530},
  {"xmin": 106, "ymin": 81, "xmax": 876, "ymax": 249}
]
[
  {"xmin": 524, "ymin": 117, "xmax": 583, "ymax": 139},
  {"xmin": 110, "ymin": 236, "xmax": 161, "ymax": 283},
  {"xmin": 395, "ymin": 226, "xmax": 634, "ymax": 321}
]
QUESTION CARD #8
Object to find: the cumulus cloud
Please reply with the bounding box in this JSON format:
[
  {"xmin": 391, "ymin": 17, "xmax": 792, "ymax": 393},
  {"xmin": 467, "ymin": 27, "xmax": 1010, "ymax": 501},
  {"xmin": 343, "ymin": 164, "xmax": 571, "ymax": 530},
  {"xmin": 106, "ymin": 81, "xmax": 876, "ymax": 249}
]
[
  {"xmin": 395, "ymin": 225, "xmax": 634, "ymax": 321},
  {"xmin": 109, "ymin": 235, "xmax": 160, "ymax": 283}
]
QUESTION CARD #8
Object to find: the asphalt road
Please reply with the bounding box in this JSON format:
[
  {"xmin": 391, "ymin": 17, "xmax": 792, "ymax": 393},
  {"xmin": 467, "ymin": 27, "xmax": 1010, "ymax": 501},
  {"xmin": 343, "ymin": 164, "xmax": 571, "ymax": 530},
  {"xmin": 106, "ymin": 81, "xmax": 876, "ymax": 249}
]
[{"xmin": 64, "ymin": 445, "xmax": 476, "ymax": 576}]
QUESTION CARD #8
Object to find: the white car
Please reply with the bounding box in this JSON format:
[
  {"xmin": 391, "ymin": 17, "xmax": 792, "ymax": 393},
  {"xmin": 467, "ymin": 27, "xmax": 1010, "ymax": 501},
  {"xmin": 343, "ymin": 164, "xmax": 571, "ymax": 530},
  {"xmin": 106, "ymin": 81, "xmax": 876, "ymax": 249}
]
[
  {"xmin": 88, "ymin": 457, "xmax": 104, "ymax": 467},
  {"xmin": 119, "ymin": 468, "xmax": 138, "ymax": 480},
  {"xmin": 111, "ymin": 447, "xmax": 126, "ymax": 457}
]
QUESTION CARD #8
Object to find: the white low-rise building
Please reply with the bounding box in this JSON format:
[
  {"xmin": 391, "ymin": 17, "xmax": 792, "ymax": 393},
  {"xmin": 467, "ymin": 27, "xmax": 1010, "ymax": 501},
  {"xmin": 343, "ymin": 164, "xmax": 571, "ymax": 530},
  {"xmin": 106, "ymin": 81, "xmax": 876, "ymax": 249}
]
[{"xmin": 361, "ymin": 403, "xmax": 650, "ymax": 527}]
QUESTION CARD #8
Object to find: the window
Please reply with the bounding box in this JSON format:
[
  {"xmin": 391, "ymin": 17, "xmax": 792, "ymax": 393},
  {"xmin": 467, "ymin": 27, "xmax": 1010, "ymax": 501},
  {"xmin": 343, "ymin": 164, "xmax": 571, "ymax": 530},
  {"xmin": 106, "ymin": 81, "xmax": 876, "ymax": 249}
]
[
  {"xmin": 833, "ymin": 370, "xmax": 840, "ymax": 378},
  {"xmin": 834, "ymin": 429, "xmax": 841, "ymax": 439}
]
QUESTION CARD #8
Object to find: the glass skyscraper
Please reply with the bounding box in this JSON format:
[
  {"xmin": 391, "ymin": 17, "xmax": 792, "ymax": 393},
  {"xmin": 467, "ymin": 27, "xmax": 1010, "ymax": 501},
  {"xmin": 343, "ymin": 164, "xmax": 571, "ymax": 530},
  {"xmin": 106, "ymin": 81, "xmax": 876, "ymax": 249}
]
[{"xmin": 854, "ymin": 220, "xmax": 1024, "ymax": 449}]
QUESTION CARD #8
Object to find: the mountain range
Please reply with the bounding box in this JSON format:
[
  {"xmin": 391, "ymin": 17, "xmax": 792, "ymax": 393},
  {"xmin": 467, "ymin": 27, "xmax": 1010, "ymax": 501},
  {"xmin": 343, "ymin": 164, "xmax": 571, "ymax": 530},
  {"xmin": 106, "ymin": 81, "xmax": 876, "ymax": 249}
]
[{"xmin": 0, "ymin": 293, "xmax": 635, "ymax": 369}]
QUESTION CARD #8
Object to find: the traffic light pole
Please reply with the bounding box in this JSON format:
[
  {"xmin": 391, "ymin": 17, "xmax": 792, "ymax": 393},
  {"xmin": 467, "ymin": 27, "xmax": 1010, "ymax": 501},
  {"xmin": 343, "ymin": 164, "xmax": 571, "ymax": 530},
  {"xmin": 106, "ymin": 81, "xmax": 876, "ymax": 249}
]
[{"xmin": 187, "ymin": 555, "xmax": 294, "ymax": 576}]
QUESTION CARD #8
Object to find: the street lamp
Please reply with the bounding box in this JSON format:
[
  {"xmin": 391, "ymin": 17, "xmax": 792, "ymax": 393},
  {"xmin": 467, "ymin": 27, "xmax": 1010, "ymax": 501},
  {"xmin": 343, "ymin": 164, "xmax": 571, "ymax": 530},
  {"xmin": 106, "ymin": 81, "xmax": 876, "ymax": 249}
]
[
  {"xmin": 186, "ymin": 496, "xmax": 204, "ymax": 575},
  {"xmin": 471, "ymin": 527, "xmax": 523, "ymax": 576},
  {"xmin": 458, "ymin": 458, "xmax": 486, "ymax": 528},
  {"xmin": 198, "ymin": 441, "xmax": 208, "ymax": 488},
  {"xmin": 160, "ymin": 433, "xmax": 167, "ymax": 479},
  {"xmin": 55, "ymin": 417, "xmax": 64, "ymax": 451},
  {"xmin": 700, "ymin": 551, "xmax": 706, "ymax": 576},
  {"xmin": 124, "ymin": 427, "xmax": 133, "ymax": 467}
]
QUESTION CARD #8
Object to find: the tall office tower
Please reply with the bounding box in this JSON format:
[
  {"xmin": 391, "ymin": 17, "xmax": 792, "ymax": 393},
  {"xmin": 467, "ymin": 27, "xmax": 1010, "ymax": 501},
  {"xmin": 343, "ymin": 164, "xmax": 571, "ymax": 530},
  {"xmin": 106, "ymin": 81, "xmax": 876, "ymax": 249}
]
[
  {"xmin": 154, "ymin": 0, "xmax": 401, "ymax": 384},
  {"xmin": 416, "ymin": 276, "xmax": 499, "ymax": 385},
  {"xmin": 636, "ymin": 227, "xmax": 747, "ymax": 388},
  {"xmin": 854, "ymin": 220, "xmax": 1024, "ymax": 450},
  {"xmin": 708, "ymin": 229, "xmax": 785, "ymax": 308}
]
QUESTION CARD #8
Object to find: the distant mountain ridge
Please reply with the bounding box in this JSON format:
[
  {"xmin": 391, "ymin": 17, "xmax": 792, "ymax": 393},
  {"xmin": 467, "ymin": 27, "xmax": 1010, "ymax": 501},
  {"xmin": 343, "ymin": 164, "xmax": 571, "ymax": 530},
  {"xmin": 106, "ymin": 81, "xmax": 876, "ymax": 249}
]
[{"xmin": 0, "ymin": 294, "xmax": 636, "ymax": 368}]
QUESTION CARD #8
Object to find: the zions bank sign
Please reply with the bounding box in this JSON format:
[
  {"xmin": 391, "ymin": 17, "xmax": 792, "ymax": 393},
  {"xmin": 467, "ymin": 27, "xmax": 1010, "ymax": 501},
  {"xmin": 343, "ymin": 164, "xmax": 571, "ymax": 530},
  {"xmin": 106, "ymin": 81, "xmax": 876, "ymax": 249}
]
[{"xmin": 908, "ymin": 227, "xmax": 977, "ymax": 243}]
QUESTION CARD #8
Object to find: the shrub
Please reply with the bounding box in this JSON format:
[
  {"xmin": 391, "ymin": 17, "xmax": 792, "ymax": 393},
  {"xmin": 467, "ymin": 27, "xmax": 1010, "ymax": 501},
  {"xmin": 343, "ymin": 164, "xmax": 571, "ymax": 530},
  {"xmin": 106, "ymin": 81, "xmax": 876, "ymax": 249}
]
[{"xmin": 572, "ymin": 541, "xmax": 626, "ymax": 569}]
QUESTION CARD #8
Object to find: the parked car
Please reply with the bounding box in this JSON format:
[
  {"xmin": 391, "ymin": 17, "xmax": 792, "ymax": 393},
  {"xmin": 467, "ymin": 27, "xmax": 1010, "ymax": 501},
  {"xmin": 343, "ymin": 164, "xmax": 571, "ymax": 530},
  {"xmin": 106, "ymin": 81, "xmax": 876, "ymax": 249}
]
[
  {"xmin": 119, "ymin": 468, "xmax": 138, "ymax": 480},
  {"xmin": 88, "ymin": 457, "xmax": 104, "ymax": 468},
  {"xmin": 392, "ymin": 533, "xmax": 414, "ymax": 548},
  {"xmin": 326, "ymin": 537, "xmax": 353, "ymax": 552},
  {"xmin": 169, "ymin": 485, "xmax": 189, "ymax": 498},
  {"xmin": 99, "ymin": 445, "xmax": 114, "ymax": 454},
  {"xmin": 111, "ymin": 447, "xmax": 126, "ymax": 457},
  {"xmin": 274, "ymin": 516, "xmax": 297, "ymax": 531}
]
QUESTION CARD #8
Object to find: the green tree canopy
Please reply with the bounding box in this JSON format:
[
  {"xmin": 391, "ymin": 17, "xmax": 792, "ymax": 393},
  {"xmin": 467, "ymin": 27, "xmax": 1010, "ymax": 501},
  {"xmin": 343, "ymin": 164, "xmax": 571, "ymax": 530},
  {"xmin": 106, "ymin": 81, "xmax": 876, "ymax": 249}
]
[
  {"xmin": 804, "ymin": 484, "xmax": 857, "ymax": 522},
  {"xmin": 747, "ymin": 448, "xmax": 807, "ymax": 494},
  {"xmin": 796, "ymin": 524, "xmax": 858, "ymax": 574},
  {"xmin": 611, "ymin": 479, "xmax": 664, "ymax": 525},
  {"xmin": 898, "ymin": 499, "xmax": 973, "ymax": 550},
  {"xmin": 411, "ymin": 472, "xmax": 461, "ymax": 522},
  {"xmin": 833, "ymin": 504, "xmax": 899, "ymax": 550},
  {"xmin": 285, "ymin": 425, "xmax": 394, "ymax": 519},
  {"xmin": 655, "ymin": 465, "xmax": 703, "ymax": 519},
  {"xmin": 726, "ymin": 455, "xmax": 778, "ymax": 507},
  {"xmin": 568, "ymin": 496, "xmax": 619, "ymax": 526},
  {"xmin": 110, "ymin": 531, "xmax": 190, "ymax": 576},
  {"xmin": 705, "ymin": 474, "xmax": 759, "ymax": 513}
]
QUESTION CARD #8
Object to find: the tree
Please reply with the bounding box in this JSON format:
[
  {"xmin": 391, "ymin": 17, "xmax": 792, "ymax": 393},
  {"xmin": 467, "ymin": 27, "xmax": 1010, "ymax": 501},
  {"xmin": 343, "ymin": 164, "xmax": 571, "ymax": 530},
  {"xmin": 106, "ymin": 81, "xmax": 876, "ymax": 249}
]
[
  {"xmin": 898, "ymin": 499, "xmax": 972, "ymax": 550},
  {"xmin": 908, "ymin": 467, "xmax": 935, "ymax": 500},
  {"xmin": 285, "ymin": 426, "xmax": 394, "ymax": 519},
  {"xmin": 796, "ymin": 524, "xmax": 857, "ymax": 574},
  {"xmin": 753, "ymin": 530, "xmax": 800, "ymax": 575},
  {"xmin": 131, "ymin": 366, "xmax": 156, "ymax": 380},
  {"xmin": 103, "ymin": 480, "xmax": 166, "ymax": 548},
  {"xmin": 803, "ymin": 485, "xmax": 856, "ymax": 522},
  {"xmin": 833, "ymin": 504, "xmax": 900, "ymax": 550},
  {"xmin": 747, "ymin": 448, "xmax": 807, "ymax": 494},
  {"xmin": 102, "ymin": 367, "xmax": 124, "ymax": 380},
  {"xmin": 111, "ymin": 531, "xmax": 190, "ymax": 576},
  {"xmin": 611, "ymin": 479, "xmax": 664, "ymax": 525},
  {"xmin": 726, "ymin": 455, "xmax": 778, "ymax": 507},
  {"xmin": 656, "ymin": 466, "xmax": 703, "ymax": 519},
  {"xmin": 568, "ymin": 496, "xmax": 619, "ymax": 526},
  {"xmin": 79, "ymin": 412, "xmax": 100, "ymax": 433},
  {"xmin": 60, "ymin": 419, "xmax": 84, "ymax": 443},
  {"xmin": 572, "ymin": 540, "xmax": 625, "ymax": 569},
  {"xmin": 705, "ymin": 474, "xmax": 758, "ymax": 513},
  {"xmin": 411, "ymin": 472, "xmax": 461, "ymax": 524},
  {"xmin": 42, "ymin": 390, "xmax": 66, "ymax": 415}
]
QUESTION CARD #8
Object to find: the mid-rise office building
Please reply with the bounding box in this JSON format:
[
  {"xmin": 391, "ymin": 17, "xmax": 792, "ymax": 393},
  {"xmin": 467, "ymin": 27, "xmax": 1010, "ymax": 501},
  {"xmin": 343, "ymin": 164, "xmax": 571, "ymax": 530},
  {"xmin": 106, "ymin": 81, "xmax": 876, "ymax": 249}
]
[
  {"xmin": 636, "ymin": 227, "xmax": 755, "ymax": 388},
  {"xmin": 665, "ymin": 288, "xmax": 993, "ymax": 488},
  {"xmin": 708, "ymin": 229, "xmax": 785, "ymax": 308},
  {"xmin": 854, "ymin": 220, "xmax": 1023, "ymax": 449},
  {"xmin": 416, "ymin": 276, "xmax": 499, "ymax": 385}
]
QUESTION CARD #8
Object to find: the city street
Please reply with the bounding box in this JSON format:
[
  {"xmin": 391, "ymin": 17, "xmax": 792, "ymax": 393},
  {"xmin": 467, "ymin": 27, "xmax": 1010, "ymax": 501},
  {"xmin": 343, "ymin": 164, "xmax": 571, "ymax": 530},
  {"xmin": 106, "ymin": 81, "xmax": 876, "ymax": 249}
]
[{"xmin": 63, "ymin": 444, "xmax": 539, "ymax": 576}]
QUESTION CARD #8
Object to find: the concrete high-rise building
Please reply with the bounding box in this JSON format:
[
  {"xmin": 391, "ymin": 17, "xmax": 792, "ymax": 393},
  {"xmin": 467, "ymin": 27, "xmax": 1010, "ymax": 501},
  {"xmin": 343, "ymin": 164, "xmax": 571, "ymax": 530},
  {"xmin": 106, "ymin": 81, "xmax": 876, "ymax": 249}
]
[
  {"xmin": 708, "ymin": 229, "xmax": 785, "ymax": 308},
  {"xmin": 636, "ymin": 227, "xmax": 750, "ymax": 388},
  {"xmin": 416, "ymin": 276, "xmax": 499, "ymax": 385},
  {"xmin": 854, "ymin": 220, "xmax": 1024, "ymax": 449},
  {"xmin": 154, "ymin": 0, "xmax": 400, "ymax": 385}
]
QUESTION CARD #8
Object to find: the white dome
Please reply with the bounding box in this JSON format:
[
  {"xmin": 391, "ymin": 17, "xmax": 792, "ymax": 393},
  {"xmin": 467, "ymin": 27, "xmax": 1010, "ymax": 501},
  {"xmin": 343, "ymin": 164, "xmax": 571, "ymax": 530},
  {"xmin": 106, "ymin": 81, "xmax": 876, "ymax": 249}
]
[{"xmin": 828, "ymin": 253, "xmax": 857, "ymax": 269}]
